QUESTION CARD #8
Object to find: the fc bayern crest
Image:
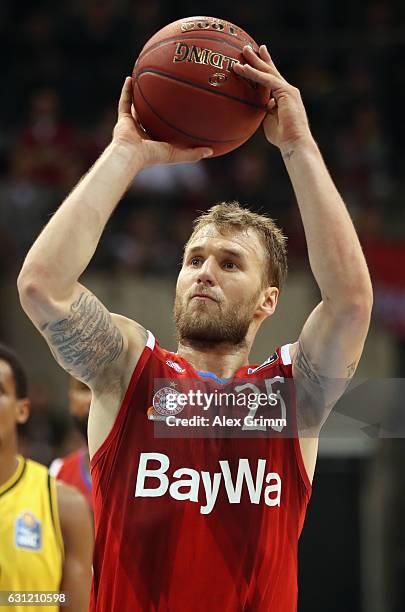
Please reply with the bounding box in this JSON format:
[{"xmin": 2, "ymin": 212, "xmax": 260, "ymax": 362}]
[{"xmin": 152, "ymin": 387, "xmax": 184, "ymax": 416}]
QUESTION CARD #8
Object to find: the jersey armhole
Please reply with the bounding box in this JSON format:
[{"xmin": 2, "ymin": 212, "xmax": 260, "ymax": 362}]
[
  {"xmin": 47, "ymin": 474, "xmax": 65, "ymax": 560},
  {"xmin": 293, "ymin": 438, "xmax": 312, "ymax": 496},
  {"xmin": 90, "ymin": 331, "xmax": 156, "ymax": 472},
  {"xmin": 281, "ymin": 343, "xmax": 312, "ymax": 497}
]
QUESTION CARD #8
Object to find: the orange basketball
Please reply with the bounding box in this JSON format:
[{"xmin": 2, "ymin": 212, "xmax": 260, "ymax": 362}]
[{"xmin": 132, "ymin": 16, "xmax": 269, "ymax": 157}]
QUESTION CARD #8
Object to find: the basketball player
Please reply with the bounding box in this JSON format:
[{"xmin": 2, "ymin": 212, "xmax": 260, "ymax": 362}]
[
  {"xmin": 0, "ymin": 344, "xmax": 93, "ymax": 611},
  {"xmin": 17, "ymin": 45, "xmax": 373, "ymax": 610},
  {"xmin": 49, "ymin": 377, "xmax": 92, "ymax": 512}
]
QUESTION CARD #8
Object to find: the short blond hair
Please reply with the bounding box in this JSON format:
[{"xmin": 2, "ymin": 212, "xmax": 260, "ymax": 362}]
[{"xmin": 187, "ymin": 201, "xmax": 288, "ymax": 290}]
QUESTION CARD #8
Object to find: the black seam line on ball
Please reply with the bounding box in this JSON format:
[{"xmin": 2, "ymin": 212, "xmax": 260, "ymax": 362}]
[
  {"xmin": 137, "ymin": 34, "xmax": 254, "ymax": 63},
  {"xmin": 136, "ymin": 68, "xmax": 267, "ymax": 111},
  {"xmin": 134, "ymin": 80, "xmax": 242, "ymax": 144}
]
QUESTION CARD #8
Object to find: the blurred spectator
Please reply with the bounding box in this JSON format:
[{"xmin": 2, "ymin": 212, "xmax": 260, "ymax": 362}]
[
  {"xmin": 108, "ymin": 208, "xmax": 179, "ymax": 275},
  {"xmin": 0, "ymin": 148, "xmax": 54, "ymax": 269},
  {"xmin": 335, "ymin": 102, "xmax": 391, "ymax": 215},
  {"xmin": 15, "ymin": 88, "xmax": 81, "ymax": 188}
]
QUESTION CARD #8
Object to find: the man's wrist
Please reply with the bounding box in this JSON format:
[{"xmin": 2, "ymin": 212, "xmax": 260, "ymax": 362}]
[
  {"xmin": 110, "ymin": 141, "xmax": 146, "ymax": 173},
  {"xmin": 279, "ymin": 135, "xmax": 318, "ymax": 161}
]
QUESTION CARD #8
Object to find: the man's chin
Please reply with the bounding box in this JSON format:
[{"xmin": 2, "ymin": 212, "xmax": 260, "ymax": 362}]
[
  {"xmin": 177, "ymin": 320, "xmax": 248, "ymax": 346},
  {"xmin": 181, "ymin": 332, "xmax": 229, "ymax": 345}
]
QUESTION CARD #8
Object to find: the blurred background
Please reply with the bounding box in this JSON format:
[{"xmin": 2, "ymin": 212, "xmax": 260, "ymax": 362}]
[{"xmin": 1, "ymin": 0, "xmax": 405, "ymax": 610}]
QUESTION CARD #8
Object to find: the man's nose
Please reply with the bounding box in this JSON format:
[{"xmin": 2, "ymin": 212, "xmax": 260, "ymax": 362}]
[{"xmin": 197, "ymin": 257, "xmax": 216, "ymax": 286}]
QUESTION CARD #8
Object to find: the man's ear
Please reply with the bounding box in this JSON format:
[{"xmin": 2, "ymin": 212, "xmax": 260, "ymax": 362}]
[
  {"xmin": 15, "ymin": 398, "xmax": 30, "ymax": 425},
  {"xmin": 258, "ymin": 286, "xmax": 279, "ymax": 318}
]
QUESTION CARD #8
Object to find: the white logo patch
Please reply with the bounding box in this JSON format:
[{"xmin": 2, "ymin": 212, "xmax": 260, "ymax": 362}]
[
  {"xmin": 152, "ymin": 387, "xmax": 184, "ymax": 416},
  {"xmin": 166, "ymin": 359, "xmax": 186, "ymax": 373},
  {"xmin": 15, "ymin": 511, "xmax": 42, "ymax": 551}
]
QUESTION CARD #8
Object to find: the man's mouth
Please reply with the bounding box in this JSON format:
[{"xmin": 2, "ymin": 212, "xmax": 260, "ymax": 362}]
[{"xmin": 190, "ymin": 293, "xmax": 218, "ymax": 303}]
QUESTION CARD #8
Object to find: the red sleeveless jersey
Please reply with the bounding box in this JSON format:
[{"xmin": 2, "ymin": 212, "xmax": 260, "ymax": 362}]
[
  {"xmin": 50, "ymin": 448, "xmax": 93, "ymax": 511},
  {"xmin": 89, "ymin": 332, "xmax": 311, "ymax": 612}
]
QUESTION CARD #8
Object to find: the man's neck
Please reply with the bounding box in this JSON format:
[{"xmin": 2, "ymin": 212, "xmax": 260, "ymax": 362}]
[
  {"xmin": 177, "ymin": 340, "xmax": 252, "ymax": 379},
  {"xmin": 0, "ymin": 449, "xmax": 19, "ymax": 487}
]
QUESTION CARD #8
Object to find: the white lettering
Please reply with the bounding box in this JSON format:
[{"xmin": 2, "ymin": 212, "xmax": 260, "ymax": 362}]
[
  {"xmin": 134, "ymin": 453, "xmax": 282, "ymax": 513},
  {"xmin": 203, "ymin": 392, "xmax": 214, "ymax": 411},
  {"xmin": 220, "ymin": 459, "xmax": 266, "ymax": 504},
  {"xmin": 135, "ymin": 452, "xmax": 169, "ymax": 497},
  {"xmin": 200, "ymin": 472, "xmax": 222, "ymax": 514},
  {"xmin": 264, "ymin": 472, "xmax": 282, "ymax": 506},
  {"xmin": 169, "ymin": 468, "xmax": 199, "ymax": 501}
]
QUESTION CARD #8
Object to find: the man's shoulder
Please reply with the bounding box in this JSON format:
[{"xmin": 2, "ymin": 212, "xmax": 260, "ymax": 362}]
[
  {"xmin": 247, "ymin": 343, "xmax": 295, "ymax": 375},
  {"xmin": 92, "ymin": 316, "xmax": 152, "ymax": 396}
]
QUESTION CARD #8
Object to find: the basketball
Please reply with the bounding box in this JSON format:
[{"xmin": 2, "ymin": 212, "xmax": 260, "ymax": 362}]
[{"xmin": 132, "ymin": 16, "xmax": 269, "ymax": 157}]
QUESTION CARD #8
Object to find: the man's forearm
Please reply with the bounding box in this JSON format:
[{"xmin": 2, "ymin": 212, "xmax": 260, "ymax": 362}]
[
  {"xmin": 18, "ymin": 142, "xmax": 143, "ymax": 297},
  {"xmin": 281, "ymin": 137, "xmax": 372, "ymax": 310}
]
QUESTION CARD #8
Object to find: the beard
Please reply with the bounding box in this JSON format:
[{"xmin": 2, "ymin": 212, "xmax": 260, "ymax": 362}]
[{"xmin": 174, "ymin": 288, "xmax": 260, "ymax": 346}]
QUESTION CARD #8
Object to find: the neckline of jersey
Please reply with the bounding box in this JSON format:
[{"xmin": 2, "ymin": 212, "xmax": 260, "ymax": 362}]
[
  {"xmin": 195, "ymin": 370, "xmax": 232, "ymax": 384},
  {"xmin": 173, "ymin": 351, "xmax": 248, "ymax": 384},
  {"xmin": 0, "ymin": 455, "xmax": 26, "ymax": 497}
]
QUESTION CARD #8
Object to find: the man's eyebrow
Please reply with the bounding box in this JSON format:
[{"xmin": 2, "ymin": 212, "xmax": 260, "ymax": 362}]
[{"xmin": 186, "ymin": 245, "xmax": 245, "ymax": 259}]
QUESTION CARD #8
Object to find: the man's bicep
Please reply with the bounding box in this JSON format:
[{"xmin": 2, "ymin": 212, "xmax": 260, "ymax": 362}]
[
  {"xmin": 33, "ymin": 284, "xmax": 127, "ymax": 386},
  {"xmin": 292, "ymin": 300, "xmax": 370, "ymax": 431},
  {"xmin": 295, "ymin": 301, "xmax": 369, "ymax": 379}
]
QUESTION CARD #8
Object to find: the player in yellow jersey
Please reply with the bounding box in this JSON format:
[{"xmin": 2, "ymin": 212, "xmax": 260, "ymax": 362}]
[{"xmin": 0, "ymin": 343, "xmax": 93, "ymax": 611}]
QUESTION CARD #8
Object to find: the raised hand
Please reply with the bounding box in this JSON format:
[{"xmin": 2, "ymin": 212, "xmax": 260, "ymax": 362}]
[
  {"xmin": 112, "ymin": 77, "xmax": 213, "ymax": 167},
  {"xmin": 233, "ymin": 46, "xmax": 312, "ymax": 151}
]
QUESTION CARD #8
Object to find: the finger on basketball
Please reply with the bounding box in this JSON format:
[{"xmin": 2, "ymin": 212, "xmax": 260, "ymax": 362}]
[
  {"xmin": 266, "ymin": 98, "xmax": 277, "ymax": 113},
  {"xmin": 171, "ymin": 146, "xmax": 213, "ymax": 164},
  {"xmin": 267, "ymin": 104, "xmax": 278, "ymax": 116},
  {"xmin": 130, "ymin": 104, "xmax": 151, "ymax": 138},
  {"xmin": 131, "ymin": 103, "xmax": 140, "ymax": 124},
  {"xmin": 233, "ymin": 62, "xmax": 283, "ymax": 90},
  {"xmin": 241, "ymin": 45, "xmax": 272, "ymax": 73},
  {"xmin": 118, "ymin": 77, "xmax": 132, "ymax": 117}
]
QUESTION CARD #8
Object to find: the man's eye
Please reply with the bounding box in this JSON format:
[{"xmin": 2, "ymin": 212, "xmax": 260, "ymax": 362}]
[
  {"xmin": 190, "ymin": 257, "xmax": 202, "ymax": 266},
  {"xmin": 223, "ymin": 262, "xmax": 237, "ymax": 270}
]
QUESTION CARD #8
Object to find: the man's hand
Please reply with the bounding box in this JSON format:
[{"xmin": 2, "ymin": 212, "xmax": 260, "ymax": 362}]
[
  {"xmin": 113, "ymin": 77, "xmax": 213, "ymax": 167},
  {"xmin": 233, "ymin": 46, "xmax": 312, "ymax": 150}
]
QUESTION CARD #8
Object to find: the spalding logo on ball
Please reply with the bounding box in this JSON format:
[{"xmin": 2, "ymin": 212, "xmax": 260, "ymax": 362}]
[{"xmin": 132, "ymin": 16, "xmax": 269, "ymax": 157}]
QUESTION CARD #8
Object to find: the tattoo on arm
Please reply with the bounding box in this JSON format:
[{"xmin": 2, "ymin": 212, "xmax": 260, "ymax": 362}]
[
  {"xmin": 283, "ymin": 150, "xmax": 295, "ymax": 160},
  {"xmin": 346, "ymin": 361, "xmax": 357, "ymax": 377},
  {"xmin": 294, "ymin": 340, "xmax": 321, "ymax": 384},
  {"xmin": 294, "ymin": 343, "xmax": 359, "ymax": 433},
  {"xmin": 41, "ymin": 292, "xmax": 124, "ymax": 382}
]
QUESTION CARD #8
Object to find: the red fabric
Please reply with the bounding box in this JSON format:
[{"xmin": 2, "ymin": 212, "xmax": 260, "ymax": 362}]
[
  {"xmin": 89, "ymin": 338, "xmax": 311, "ymax": 612},
  {"xmin": 56, "ymin": 448, "xmax": 93, "ymax": 511}
]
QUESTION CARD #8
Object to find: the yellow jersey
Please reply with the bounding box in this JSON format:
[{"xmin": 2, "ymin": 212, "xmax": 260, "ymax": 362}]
[{"xmin": 0, "ymin": 456, "xmax": 64, "ymax": 612}]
